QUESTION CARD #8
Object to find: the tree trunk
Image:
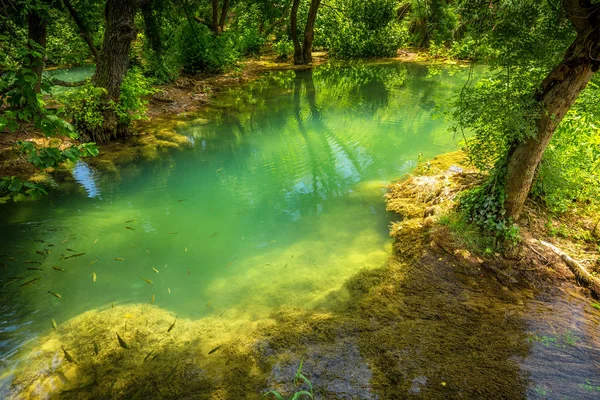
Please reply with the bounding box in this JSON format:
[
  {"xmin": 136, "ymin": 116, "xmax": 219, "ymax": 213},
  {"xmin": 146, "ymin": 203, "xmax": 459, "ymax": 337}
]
[
  {"xmin": 218, "ymin": 0, "xmax": 229, "ymax": 33},
  {"xmin": 91, "ymin": 0, "xmax": 144, "ymax": 142},
  {"xmin": 504, "ymin": 1, "xmax": 600, "ymax": 220},
  {"xmin": 302, "ymin": 0, "xmax": 321, "ymax": 64},
  {"xmin": 212, "ymin": 0, "xmax": 219, "ymax": 33},
  {"xmin": 290, "ymin": 0, "xmax": 303, "ymax": 64},
  {"xmin": 27, "ymin": 10, "xmax": 47, "ymax": 94},
  {"xmin": 62, "ymin": 0, "xmax": 100, "ymax": 63}
]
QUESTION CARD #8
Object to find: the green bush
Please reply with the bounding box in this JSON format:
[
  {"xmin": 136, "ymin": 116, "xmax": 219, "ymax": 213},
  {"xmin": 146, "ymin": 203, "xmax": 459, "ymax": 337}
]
[
  {"xmin": 180, "ymin": 25, "xmax": 241, "ymax": 73},
  {"xmin": 0, "ymin": 176, "xmax": 47, "ymax": 203},
  {"xmin": 273, "ymin": 39, "xmax": 294, "ymax": 61}
]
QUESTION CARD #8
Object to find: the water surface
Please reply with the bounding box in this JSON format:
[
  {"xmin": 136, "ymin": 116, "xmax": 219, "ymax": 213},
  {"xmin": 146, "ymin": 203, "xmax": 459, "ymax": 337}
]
[{"xmin": 1, "ymin": 61, "xmax": 475, "ymax": 393}]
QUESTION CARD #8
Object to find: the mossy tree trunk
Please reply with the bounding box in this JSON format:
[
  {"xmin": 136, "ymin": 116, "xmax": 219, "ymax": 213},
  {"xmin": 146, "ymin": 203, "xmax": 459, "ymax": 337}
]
[
  {"xmin": 290, "ymin": 0, "xmax": 303, "ymax": 64},
  {"xmin": 504, "ymin": 0, "xmax": 600, "ymax": 220},
  {"xmin": 91, "ymin": 0, "xmax": 147, "ymax": 142}
]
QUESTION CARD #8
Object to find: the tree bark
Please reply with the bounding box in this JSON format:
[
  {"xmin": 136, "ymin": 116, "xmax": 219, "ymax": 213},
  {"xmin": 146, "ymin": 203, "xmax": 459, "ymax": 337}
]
[
  {"xmin": 302, "ymin": 0, "xmax": 321, "ymax": 64},
  {"xmin": 504, "ymin": 0, "xmax": 600, "ymax": 220},
  {"xmin": 62, "ymin": 0, "xmax": 100, "ymax": 63},
  {"xmin": 212, "ymin": 0, "xmax": 219, "ymax": 33},
  {"xmin": 290, "ymin": 0, "xmax": 303, "ymax": 64},
  {"xmin": 218, "ymin": 0, "xmax": 229, "ymax": 33},
  {"xmin": 91, "ymin": 0, "xmax": 146, "ymax": 142},
  {"xmin": 27, "ymin": 10, "xmax": 47, "ymax": 94}
]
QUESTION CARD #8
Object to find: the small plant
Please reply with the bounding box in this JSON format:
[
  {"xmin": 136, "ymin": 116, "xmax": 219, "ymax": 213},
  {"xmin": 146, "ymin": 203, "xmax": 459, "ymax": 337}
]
[
  {"xmin": 262, "ymin": 358, "xmax": 314, "ymax": 400},
  {"xmin": 17, "ymin": 140, "xmax": 98, "ymax": 169},
  {"xmin": 0, "ymin": 176, "xmax": 47, "ymax": 203}
]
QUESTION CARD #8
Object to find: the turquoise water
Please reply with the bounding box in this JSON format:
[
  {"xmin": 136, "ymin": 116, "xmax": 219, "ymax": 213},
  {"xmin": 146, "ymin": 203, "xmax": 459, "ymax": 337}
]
[{"xmin": 0, "ymin": 62, "xmax": 474, "ymax": 391}]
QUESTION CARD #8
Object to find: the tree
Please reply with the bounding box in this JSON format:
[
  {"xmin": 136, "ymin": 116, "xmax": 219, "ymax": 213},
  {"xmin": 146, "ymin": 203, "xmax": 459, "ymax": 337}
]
[
  {"xmin": 503, "ymin": 0, "xmax": 600, "ymax": 220},
  {"xmin": 290, "ymin": 0, "xmax": 322, "ymax": 64},
  {"xmin": 91, "ymin": 0, "xmax": 148, "ymax": 141}
]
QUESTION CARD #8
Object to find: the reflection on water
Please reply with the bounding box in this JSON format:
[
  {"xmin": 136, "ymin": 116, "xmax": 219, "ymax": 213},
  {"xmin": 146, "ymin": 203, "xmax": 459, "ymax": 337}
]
[{"xmin": 71, "ymin": 161, "xmax": 101, "ymax": 199}]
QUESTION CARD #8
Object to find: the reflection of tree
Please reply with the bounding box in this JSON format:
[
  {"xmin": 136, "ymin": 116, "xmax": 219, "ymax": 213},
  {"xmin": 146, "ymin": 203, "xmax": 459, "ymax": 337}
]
[{"xmin": 181, "ymin": 62, "xmax": 478, "ymax": 219}]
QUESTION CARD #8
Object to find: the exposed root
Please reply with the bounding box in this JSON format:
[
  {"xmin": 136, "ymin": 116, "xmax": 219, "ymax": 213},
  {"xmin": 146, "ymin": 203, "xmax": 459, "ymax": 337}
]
[{"xmin": 533, "ymin": 239, "xmax": 600, "ymax": 298}]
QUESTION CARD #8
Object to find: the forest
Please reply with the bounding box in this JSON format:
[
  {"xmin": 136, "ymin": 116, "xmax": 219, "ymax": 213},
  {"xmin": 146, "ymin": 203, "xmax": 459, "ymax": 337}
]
[{"xmin": 0, "ymin": 0, "xmax": 599, "ymax": 399}]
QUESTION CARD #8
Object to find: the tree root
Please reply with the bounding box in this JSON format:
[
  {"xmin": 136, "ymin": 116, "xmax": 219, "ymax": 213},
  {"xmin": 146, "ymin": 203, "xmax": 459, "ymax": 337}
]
[{"xmin": 532, "ymin": 239, "xmax": 600, "ymax": 299}]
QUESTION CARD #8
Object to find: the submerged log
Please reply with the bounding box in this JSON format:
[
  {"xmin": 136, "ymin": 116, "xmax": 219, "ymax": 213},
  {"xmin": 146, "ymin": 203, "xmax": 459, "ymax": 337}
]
[{"xmin": 534, "ymin": 239, "xmax": 600, "ymax": 298}]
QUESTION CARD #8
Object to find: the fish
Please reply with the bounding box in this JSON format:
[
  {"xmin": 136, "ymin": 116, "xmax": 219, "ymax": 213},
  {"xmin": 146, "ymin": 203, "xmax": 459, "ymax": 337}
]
[
  {"xmin": 167, "ymin": 232, "xmax": 178, "ymax": 235},
  {"xmin": 35, "ymin": 250, "xmax": 46, "ymax": 256},
  {"xmin": 92, "ymin": 272, "xmax": 97, "ymax": 282},
  {"xmin": 93, "ymin": 239, "xmax": 98, "ymax": 245},
  {"xmin": 264, "ymin": 263, "xmax": 272, "ymax": 266},
  {"xmin": 167, "ymin": 318, "xmax": 177, "ymax": 332},
  {"xmin": 52, "ymin": 266, "xmax": 65, "ymax": 272},
  {"xmin": 113, "ymin": 258, "xmax": 124, "ymax": 261},
  {"xmin": 151, "ymin": 294, "xmax": 155, "ymax": 304},
  {"xmin": 66, "ymin": 248, "xmax": 76, "ymax": 252},
  {"xmin": 89, "ymin": 259, "xmax": 99, "ymax": 266},
  {"xmin": 47, "ymin": 244, "xmax": 55, "ymax": 247},
  {"xmin": 141, "ymin": 277, "xmax": 153, "ymax": 284},
  {"xmin": 208, "ymin": 345, "xmax": 223, "ymax": 355},
  {"xmin": 206, "ymin": 301, "xmax": 211, "ymax": 307},
  {"xmin": 20, "ymin": 277, "xmax": 41, "ymax": 287},
  {"xmin": 216, "ymin": 167, "xmax": 223, "ymax": 172},
  {"xmin": 177, "ymin": 199, "xmax": 188, "ymax": 202},
  {"xmin": 23, "ymin": 260, "xmax": 41, "ymax": 264},
  {"xmin": 125, "ymin": 226, "xmax": 135, "ymax": 230},
  {"xmin": 48, "ymin": 291, "xmax": 62, "ymax": 299},
  {"xmin": 60, "ymin": 239, "xmax": 68, "ymax": 244},
  {"xmin": 187, "ymin": 268, "xmax": 190, "ymax": 276},
  {"xmin": 69, "ymin": 234, "xmax": 76, "ymax": 237},
  {"xmin": 184, "ymin": 246, "xmax": 187, "ymax": 252},
  {"xmin": 125, "ymin": 220, "xmax": 135, "ymax": 223},
  {"xmin": 167, "ymin": 288, "xmax": 171, "ymax": 294},
  {"xmin": 283, "ymin": 264, "xmax": 288, "ymax": 268},
  {"xmin": 64, "ymin": 253, "xmax": 85, "ymax": 260},
  {"xmin": 210, "ymin": 232, "xmax": 220, "ymax": 238},
  {"xmin": 146, "ymin": 249, "xmax": 150, "ymax": 254},
  {"xmin": 144, "ymin": 350, "xmax": 154, "ymax": 361},
  {"xmin": 94, "ymin": 342, "xmax": 99, "ymax": 355},
  {"xmin": 128, "ymin": 244, "xmax": 135, "ymax": 248},
  {"xmin": 62, "ymin": 346, "xmax": 75, "ymax": 363},
  {"xmin": 111, "ymin": 301, "xmax": 114, "ymax": 308},
  {"xmin": 152, "ymin": 267, "xmax": 159, "ymax": 274},
  {"xmin": 34, "ymin": 239, "xmax": 45, "ymax": 243},
  {"xmin": 26, "ymin": 267, "xmax": 43, "ymax": 271},
  {"xmin": 6, "ymin": 257, "xmax": 16, "ymax": 261},
  {"xmin": 116, "ymin": 332, "xmax": 129, "ymax": 349},
  {"xmin": 219, "ymin": 310, "xmax": 225, "ymax": 317},
  {"xmin": 270, "ymin": 240, "xmax": 277, "ymax": 243},
  {"xmin": 52, "ymin": 318, "xmax": 57, "ymax": 330}
]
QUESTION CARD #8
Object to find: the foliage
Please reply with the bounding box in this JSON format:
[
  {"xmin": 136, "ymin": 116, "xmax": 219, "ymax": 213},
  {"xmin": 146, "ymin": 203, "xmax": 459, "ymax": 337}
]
[
  {"xmin": 532, "ymin": 80, "xmax": 600, "ymax": 212},
  {"xmin": 457, "ymin": 170, "xmax": 521, "ymax": 245},
  {"xmin": 318, "ymin": 0, "xmax": 402, "ymax": 58},
  {"xmin": 0, "ymin": 176, "xmax": 47, "ymax": 203},
  {"xmin": 60, "ymin": 68, "xmax": 153, "ymax": 134},
  {"xmin": 115, "ymin": 67, "xmax": 154, "ymax": 125},
  {"xmin": 273, "ymin": 39, "xmax": 294, "ymax": 61},
  {"xmin": 180, "ymin": 25, "xmax": 241, "ymax": 74},
  {"xmin": 262, "ymin": 358, "xmax": 314, "ymax": 400},
  {"xmin": 17, "ymin": 140, "xmax": 98, "ymax": 169}
]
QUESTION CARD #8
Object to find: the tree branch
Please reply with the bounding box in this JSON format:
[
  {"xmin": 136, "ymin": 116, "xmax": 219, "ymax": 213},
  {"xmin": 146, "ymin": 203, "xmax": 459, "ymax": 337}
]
[
  {"xmin": 562, "ymin": 0, "xmax": 595, "ymax": 31},
  {"xmin": 62, "ymin": 0, "xmax": 100, "ymax": 63}
]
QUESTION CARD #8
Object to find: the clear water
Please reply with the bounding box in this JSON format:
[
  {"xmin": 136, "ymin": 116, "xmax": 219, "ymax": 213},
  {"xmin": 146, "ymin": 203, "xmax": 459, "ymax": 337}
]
[{"xmin": 0, "ymin": 62, "xmax": 474, "ymax": 384}]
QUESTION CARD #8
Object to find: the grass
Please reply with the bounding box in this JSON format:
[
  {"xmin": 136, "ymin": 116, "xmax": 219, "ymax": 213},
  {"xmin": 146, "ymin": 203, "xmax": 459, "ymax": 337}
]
[{"xmin": 262, "ymin": 358, "xmax": 314, "ymax": 400}]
